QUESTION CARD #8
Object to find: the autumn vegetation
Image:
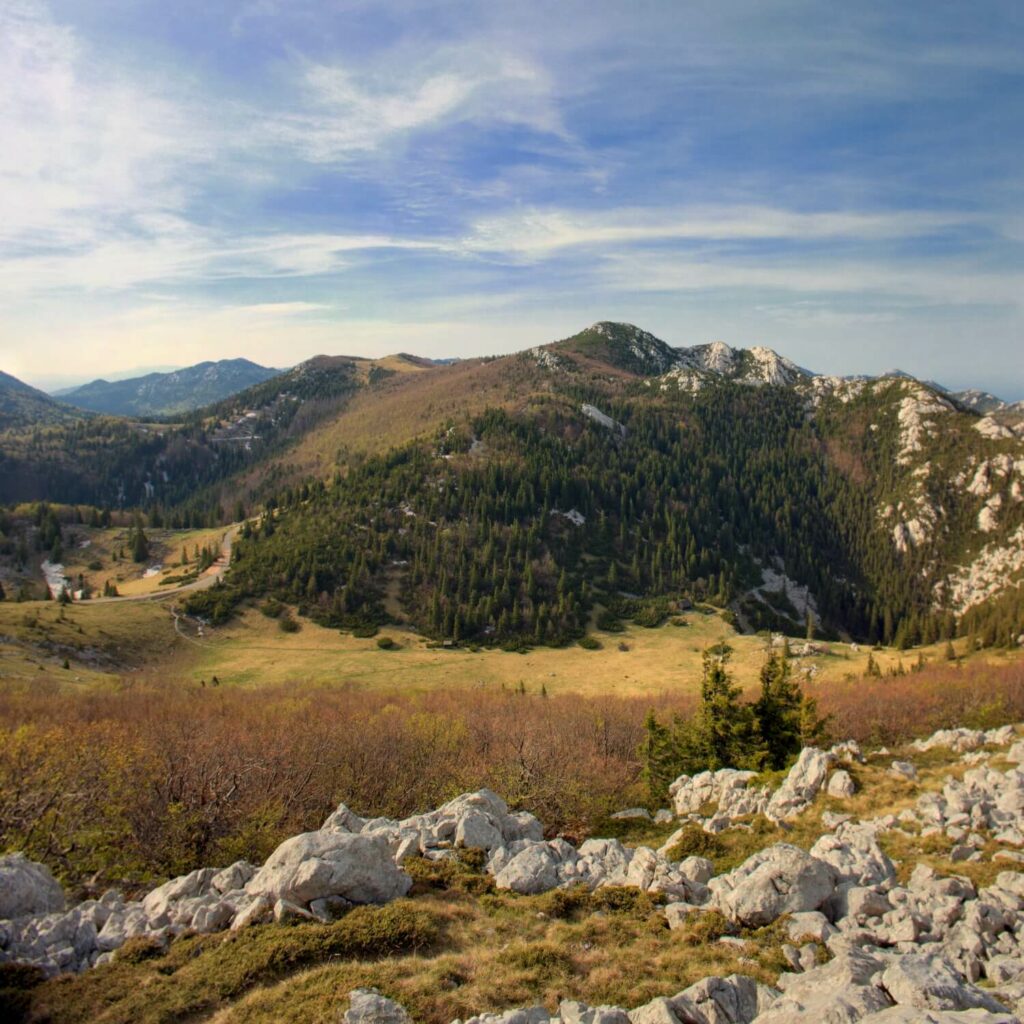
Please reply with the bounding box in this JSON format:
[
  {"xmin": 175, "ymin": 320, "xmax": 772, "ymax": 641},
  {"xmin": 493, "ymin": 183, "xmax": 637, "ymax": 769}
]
[{"xmin": 1, "ymin": 656, "xmax": 1022, "ymax": 894}]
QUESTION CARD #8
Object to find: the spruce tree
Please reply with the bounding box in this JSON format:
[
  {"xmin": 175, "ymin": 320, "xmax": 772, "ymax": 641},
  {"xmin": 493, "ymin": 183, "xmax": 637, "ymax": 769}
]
[{"xmin": 753, "ymin": 652, "xmax": 802, "ymax": 770}]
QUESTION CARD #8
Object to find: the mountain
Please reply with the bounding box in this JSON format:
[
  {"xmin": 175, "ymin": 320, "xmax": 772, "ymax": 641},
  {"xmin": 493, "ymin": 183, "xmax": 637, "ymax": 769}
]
[
  {"xmin": 57, "ymin": 358, "xmax": 281, "ymax": 417},
  {"xmin": 0, "ymin": 352, "xmax": 430, "ymax": 515},
  {"xmin": 170, "ymin": 323, "xmax": 1024, "ymax": 654},
  {"xmin": 0, "ymin": 370, "xmax": 84, "ymax": 428},
  {"xmin": 5, "ymin": 323, "xmax": 1024, "ymax": 649}
]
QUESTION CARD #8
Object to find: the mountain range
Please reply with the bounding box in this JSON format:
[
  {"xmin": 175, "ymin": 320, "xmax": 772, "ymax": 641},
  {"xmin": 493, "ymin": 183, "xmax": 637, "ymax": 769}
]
[
  {"xmin": 53, "ymin": 358, "xmax": 281, "ymax": 418},
  {"xmin": 3, "ymin": 323, "xmax": 1023, "ymax": 648}
]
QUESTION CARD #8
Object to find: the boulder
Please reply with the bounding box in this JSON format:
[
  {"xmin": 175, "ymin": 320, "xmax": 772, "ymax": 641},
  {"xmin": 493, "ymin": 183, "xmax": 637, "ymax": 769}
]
[
  {"xmin": 211, "ymin": 861, "xmax": 256, "ymax": 894},
  {"xmin": 0, "ymin": 854, "xmax": 65, "ymax": 919},
  {"xmin": 810, "ymin": 823, "xmax": 896, "ymax": 887},
  {"xmin": 492, "ymin": 842, "xmax": 566, "ymax": 895},
  {"xmin": 880, "ymin": 953, "xmax": 1011, "ymax": 1013},
  {"xmin": 765, "ymin": 749, "xmax": 834, "ymax": 821},
  {"xmin": 827, "ymin": 770, "xmax": 856, "ymax": 799},
  {"xmin": 247, "ymin": 832, "xmax": 411, "ymax": 906},
  {"xmin": 345, "ymin": 988, "xmax": 411, "ymax": 1024},
  {"xmin": 890, "ymin": 761, "xmax": 919, "ymax": 782},
  {"xmin": 711, "ymin": 844, "xmax": 836, "ymax": 927},
  {"xmin": 672, "ymin": 973, "xmax": 777, "ymax": 1023},
  {"xmin": 142, "ymin": 867, "xmax": 217, "ymax": 923},
  {"xmin": 750, "ymin": 947, "xmax": 893, "ymax": 1022}
]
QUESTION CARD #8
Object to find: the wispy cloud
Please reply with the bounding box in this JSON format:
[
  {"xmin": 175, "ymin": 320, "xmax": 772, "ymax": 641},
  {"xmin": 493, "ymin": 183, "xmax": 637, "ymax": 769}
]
[
  {"xmin": 264, "ymin": 49, "xmax": 567, "ymax": 163},
  {"xmin": 464, "ymin": 205, "xmax": 981, "ymax": 259}
]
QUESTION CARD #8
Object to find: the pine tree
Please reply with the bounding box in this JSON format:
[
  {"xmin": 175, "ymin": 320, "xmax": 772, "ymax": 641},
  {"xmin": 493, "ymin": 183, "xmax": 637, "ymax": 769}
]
[
  {"xmin": 130, "ymin": 517, "xmax": 149, "ymax": 563},
  {"xmin": 688, "ymin": 649, "xmax": 758, "ymax": 771},
  {"xmin": 753, "ymin": 652, "xmax": 802, "ymax": 770},
  {"xmin": 639, "ymin": 709, "xmax": 675, "ymax": 801}
]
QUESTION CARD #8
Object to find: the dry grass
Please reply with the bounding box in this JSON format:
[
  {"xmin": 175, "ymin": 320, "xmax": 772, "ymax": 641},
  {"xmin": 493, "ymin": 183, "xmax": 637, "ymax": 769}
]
[
  {"xmin": 18, "ymin": 873, "xmax": 786, "ymax": 1024},
  {"xmin": 0, "ymin": 599, "xmax": 180, "ymax": 688},
  {"xmin": 177, "ymin": 604, "xmax": 1015, "ymax": 699}
]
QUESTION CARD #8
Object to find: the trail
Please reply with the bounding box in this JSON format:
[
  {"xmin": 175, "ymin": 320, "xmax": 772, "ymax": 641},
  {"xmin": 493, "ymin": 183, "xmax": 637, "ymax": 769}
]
[{"xmin": 87, "ymin": 526, "xmax": 239, "ymax": 605}]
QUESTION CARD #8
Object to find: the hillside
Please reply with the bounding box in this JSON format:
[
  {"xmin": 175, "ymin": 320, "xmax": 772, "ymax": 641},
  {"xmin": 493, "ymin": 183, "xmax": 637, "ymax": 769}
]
[
  {"xmin": 5, "ymin": 323, "xmax": 1024, "ymax": 648},
  {"xmin": 0, "ymin": 354, "xmax": 421, "ymax": 514},
  {"xmin": 0, "ymin": 371, "xmax": 84, "ymax": 429},
  {"xmin": 56, "ymin": 359, "xmax": 281, "ymax": 418},
  {"xmin": 178, "ymin": 323, "xmax": 1024, "ymax": 651}
]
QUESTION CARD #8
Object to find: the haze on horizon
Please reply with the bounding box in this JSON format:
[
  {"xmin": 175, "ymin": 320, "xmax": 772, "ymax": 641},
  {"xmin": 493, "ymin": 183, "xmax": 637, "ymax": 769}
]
[{"xmin": 2, "ymin": 1, "xmax": 1023, "ymax": 399}]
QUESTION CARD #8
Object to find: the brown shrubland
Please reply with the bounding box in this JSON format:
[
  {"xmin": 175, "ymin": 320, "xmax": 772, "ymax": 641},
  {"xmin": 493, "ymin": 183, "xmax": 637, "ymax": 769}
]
[{"xmin": 0, "ymin": 657, "xmax": 1022, "ymax": 889}]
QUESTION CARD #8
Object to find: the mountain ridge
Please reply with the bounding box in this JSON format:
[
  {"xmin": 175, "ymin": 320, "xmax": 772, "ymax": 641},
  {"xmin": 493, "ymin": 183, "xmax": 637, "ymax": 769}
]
[{"xmin": 57, "ymin": 358, "xmax": 282, "ymax": 418}]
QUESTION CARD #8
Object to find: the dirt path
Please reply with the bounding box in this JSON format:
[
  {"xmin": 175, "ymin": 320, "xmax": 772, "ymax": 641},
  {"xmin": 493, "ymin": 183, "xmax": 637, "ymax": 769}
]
[{"xmin": 88, "ymin": 526, "xmax": 239, "ymax": 605}]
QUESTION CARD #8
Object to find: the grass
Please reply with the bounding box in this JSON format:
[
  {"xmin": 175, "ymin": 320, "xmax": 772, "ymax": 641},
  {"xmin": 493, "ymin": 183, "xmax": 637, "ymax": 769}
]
[
  {"xmin": 15, "ymin": 875, "xmax": 785, "ymax": 1024},
  {"xmin": 176, "ymin": 605, "xmax": 1014, "ymax": 698},
  {"xmin": 2, "ymin": 587, "xmax": 1020, "ymax": 699},
  {"xmin": 0, "ymin": 599, "xmax": 181, "ymax": 688},
  {"xmin": 20, "ymin": 901, "xmax": 439, "ymax": 1024}
]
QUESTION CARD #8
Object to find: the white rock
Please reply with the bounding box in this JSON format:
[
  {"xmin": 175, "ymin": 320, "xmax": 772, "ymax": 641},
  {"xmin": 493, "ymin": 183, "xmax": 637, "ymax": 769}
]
[
  {"xmin": 0, "ymin": 854, "xmax": 65, "ymax": 919},
  {"xmin": 827, "ymin": 770, "xmax": 857, "ymax": 799},
  {"xmin": 710, "ymin": 844, "xmax": 836, "ymax": 927},
  {"xmin": 345, "ymin": 987, "xmax": 411, "ymax": 1024},
  {"xmin": 247, "ymin": 832, "xmax": 412, "ymax": 906}
]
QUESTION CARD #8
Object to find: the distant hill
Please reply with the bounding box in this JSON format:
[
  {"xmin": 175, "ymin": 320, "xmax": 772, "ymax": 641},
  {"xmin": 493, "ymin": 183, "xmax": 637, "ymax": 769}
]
[
  {"xmin": 0, "ymin": 370, "xmax": 84, "ymax": 428},
  {"xmin": 57, "ymin": 359, "xmax": 281, "ymax": 417}
]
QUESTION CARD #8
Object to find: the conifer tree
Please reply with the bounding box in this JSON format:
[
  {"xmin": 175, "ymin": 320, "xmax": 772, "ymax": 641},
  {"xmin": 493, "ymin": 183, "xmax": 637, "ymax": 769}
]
[{"xmin": 753, "ymin": 652, "xmax": 802, "ymax": 770}]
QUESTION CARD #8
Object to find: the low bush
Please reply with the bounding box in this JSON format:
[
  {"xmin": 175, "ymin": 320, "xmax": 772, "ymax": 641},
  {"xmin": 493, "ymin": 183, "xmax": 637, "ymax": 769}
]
[{"xmin": 578, "ymin": 635, "xmax": 601, "ymax": 650}]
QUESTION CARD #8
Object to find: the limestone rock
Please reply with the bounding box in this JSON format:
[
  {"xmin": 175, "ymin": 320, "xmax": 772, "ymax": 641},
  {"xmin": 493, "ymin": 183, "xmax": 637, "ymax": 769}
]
[
  {"xmin": 345, "ymin": 988, "xmax": 411, "ymax": 1024},
  {"xmin": 711, "ymin": 844, "xmax": 836, "ymax": 926},
  {"xmin": 827, "ymin": 770, "xmax": 857, "ymax": 799},
  {"xmin": 0, "ymin": 853, "xmax": 65, "ymax": 919},
  {"xmin": 765, "ymin": 749, "xmax": 835, "ymax": 821},
  {"xmin": 248, "ymin": 832, "xmax": 412, "ymax": 906}
]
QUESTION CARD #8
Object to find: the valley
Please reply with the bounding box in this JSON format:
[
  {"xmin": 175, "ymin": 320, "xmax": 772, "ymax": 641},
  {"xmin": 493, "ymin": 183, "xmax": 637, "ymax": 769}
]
[{"xmin": 3, "ymin": 324, "xmax": 1024, "ymax": 1024}]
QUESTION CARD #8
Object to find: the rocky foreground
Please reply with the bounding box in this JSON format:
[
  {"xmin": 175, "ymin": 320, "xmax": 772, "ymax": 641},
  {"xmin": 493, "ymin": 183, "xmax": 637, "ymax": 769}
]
[{"xmin": 5, "ymin": 725, "xmax": 1024, "ymax": 1023}]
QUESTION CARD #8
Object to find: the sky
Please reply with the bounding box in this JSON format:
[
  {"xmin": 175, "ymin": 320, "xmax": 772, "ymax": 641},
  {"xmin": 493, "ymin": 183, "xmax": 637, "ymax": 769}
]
[{"xmin": 2, "ymin": 1, "xmax": 1023, "ymax": 398}]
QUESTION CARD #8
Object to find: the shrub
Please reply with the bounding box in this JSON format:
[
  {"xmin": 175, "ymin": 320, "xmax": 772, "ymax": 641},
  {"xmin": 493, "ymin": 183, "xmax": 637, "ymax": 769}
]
[
  {"xmin": 578, "ymin": 635, "xmax": 601, "ymax": 650},
  {"xmin": 596, "ymin": 609, "xmax": 624, "ymax": 632},
  {"xmin": 376, "ymin": 636, "xmax": 398, "ymax": 650},
  {"xmin": 663, "ymin": 824, "xmax": 727, "ymax": 862},
  {"xmin": 504, "ymin": 941, "xmax": 573, "ymax": 975},
  {"xmin": 352, "ymin": 624, "xmax": 380, "ymax": 638},
  {"xmin": 278, "ymin": 615, "xmax": 300, "ymax": 633},
  {"xmin": 633, "ymin": 601, "xmax": 669, "ymax": 628},
  {"xmin": 260, "ymin": 599, "xmax": 284, "ymax": 619},
  {"xmin": 114, "ymin": 936, "xmax": 166, "ymax": 964}
]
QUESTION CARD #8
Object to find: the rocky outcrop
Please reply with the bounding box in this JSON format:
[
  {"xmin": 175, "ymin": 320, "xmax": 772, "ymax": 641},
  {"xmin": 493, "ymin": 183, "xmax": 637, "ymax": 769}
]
[
  {"xmin": 0, "ymin": 788, "xmax": 533, "ymax": 975},
  {"xmin": 486, "ymin": 837, "xmax": 709, "ymax": 903},
  {"xmin": 709, "ymin": 844, "xmax": 836, "ymax": 926},
  {"xmin": 5, "ymin": 721, "xmax": 1024, "ymax": 1017},
  {"xmin": 248, "ymin": 832, "xmax": 411, "ymax": 906},
  {"xmin": 344, "ymin": 947, "xmax": 1019, "ymax": 1024},
  {"xmin": 0, "ymin": 853, "xmax": 65, "ymax": 919}
]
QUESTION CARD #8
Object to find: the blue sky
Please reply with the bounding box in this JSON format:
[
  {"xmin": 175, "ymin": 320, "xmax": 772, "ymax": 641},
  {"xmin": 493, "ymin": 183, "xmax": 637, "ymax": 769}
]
[{"xmin": 2, "ymin": 0, "xmax": 1023, "ymax": 397}]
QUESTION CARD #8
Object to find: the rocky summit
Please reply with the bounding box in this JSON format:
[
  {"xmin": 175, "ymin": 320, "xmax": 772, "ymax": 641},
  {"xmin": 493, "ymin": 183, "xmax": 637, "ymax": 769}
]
[{"xmin": 7, "ymin": 725, "xmax": 1024, "ymax": 1023}]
